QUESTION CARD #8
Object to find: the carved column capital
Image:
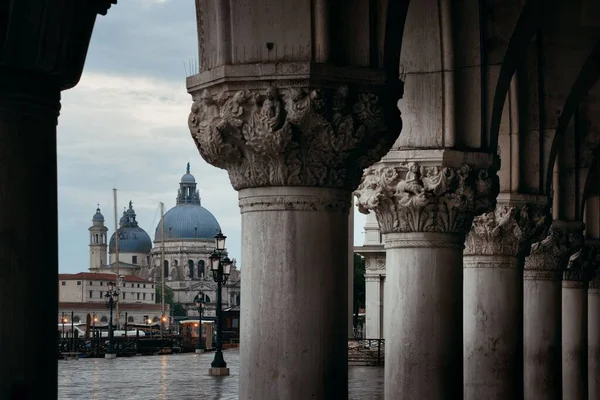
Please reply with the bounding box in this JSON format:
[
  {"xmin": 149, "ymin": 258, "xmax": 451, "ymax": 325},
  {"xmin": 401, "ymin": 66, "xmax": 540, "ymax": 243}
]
[
  {"xmin": 188, "ymin": 72, "xmax": 402, "ymax": 191},
  {"xmin": 464, "ymin": 202, "xmax": 550, "ymax": 257},
  {"xmin": 565, "ymin": 241, "xmax": 600, "ymax": 284},
  {"xmin": 354, "ymin": 159, "xmax": 499, "ymax": 235},
  {"xmin": 523, "ymin": 221, "xmax": 585, "ymax": 273}
]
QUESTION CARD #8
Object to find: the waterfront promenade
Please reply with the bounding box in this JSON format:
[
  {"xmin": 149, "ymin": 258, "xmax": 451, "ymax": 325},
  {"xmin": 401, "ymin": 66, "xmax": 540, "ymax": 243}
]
[{"xmin": 58, "ymin": 349, "xmax": 383, "ymax": 399}]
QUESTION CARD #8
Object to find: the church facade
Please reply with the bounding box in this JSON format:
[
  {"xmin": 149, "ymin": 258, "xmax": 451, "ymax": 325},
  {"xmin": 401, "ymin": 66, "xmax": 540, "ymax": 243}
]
[{"xmin": 88, "ymin": 165, "xmax": 241, "ymax": 318}]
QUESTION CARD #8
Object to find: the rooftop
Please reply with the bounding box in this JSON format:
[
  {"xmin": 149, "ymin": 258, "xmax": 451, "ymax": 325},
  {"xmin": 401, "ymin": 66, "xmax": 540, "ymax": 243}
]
[{"xmin": 58, "ymin": 273, "xmax": 152, "ymax": 283}]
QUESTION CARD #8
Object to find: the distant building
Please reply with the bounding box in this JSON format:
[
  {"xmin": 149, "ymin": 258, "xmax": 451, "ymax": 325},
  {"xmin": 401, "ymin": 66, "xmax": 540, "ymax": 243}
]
[
  {"xmin": 58, "ymin": 272, "xmax": 164, "ymax": 325},
  {"xmin": 354, "ymin": 212, "xmax": 385, "ymax": 339},
  {"xmin": 77, "ymin": 164, "xmax": 241, "ymax": 320}
]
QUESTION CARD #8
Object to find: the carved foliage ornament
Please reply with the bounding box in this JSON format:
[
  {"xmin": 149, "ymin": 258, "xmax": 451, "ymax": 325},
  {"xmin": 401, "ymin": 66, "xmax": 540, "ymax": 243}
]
[
  {"xmin": 464, "ymin": 203, "xmax": 550, "ymax": 257},
  {"xmin": 188, "ymin": 85, "xmax": 399, "ymax": 190},
  {"xmin": 354, "ymin": 162, "xmax": 499, "ymax": 234},
  {"xmin": 524, "ymin": 226, "xmax": 585, "ymax": 271}
]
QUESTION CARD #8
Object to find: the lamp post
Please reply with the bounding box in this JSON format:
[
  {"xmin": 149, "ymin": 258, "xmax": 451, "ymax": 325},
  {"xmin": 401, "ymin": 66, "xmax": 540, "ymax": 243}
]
[
  {"xmin": 61, "ymin": 312, "xmax": 67, "ymax": 338},
  {"xmin": 194, "ymin": 292, "xmax": 205, "ymax": 353},
  {"xmin": 208, "ymin": 230, "xmax": 232, "ymax": 376},
  {"xmin": 105, "ymin": 281, "xmax": 119, "ymax": 359}
]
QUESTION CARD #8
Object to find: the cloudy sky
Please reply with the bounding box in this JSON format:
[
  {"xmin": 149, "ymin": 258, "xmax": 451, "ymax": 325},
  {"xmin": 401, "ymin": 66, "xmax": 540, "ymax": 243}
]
[{"xmin": 58, "ymin": 0, "xmax": 368, "ymax": 273}]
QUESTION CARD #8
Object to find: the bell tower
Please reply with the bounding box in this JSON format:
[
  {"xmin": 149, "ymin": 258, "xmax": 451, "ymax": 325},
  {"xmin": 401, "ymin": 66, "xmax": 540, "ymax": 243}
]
[{"xmin": 89, "ymin": 205, "xmax": 108, "ymax": 272}]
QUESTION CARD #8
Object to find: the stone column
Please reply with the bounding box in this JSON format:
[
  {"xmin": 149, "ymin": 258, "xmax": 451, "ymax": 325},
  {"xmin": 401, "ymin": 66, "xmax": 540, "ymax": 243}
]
[
  {"xmin": 0, "ymin": 3, "xmax": 113, "ymax": 399},
  {"xmin": 364, "ymin": 270, "xmax": 384, "ymax": 339},
  {"xmin": 463, "ymin": 197, "xmax": 548, "ymax": 400},
  {"xmin": 355, "ymin": 151, "xmax": 499, "ymax": 399},
  {"xmin": 561, "ymin": 264, "xmax": 588, "ymax": 400},
  {"xmin": 590, "ymin": 259, "xmax": 600, "ymax": 399},
  {"xmin": 188, "ymin": 69, "xmax": 402, "ymax": 399},
  {"xmin": 522, "ymin": 221, "xmax": 584, "ymax": 400}
]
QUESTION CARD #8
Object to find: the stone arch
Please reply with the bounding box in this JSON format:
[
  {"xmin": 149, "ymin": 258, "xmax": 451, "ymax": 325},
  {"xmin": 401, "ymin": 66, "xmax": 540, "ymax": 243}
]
[
  {"xmin": 198, "ymin": 259, "xmax": 205, "ymax": 278},
  {"xmin": 100, "ymin": 316, "xmax": 108, "ymax": 323},
  {"xmin": 546, "ymin": 42, "xmax": 600, "ymax": 200}
]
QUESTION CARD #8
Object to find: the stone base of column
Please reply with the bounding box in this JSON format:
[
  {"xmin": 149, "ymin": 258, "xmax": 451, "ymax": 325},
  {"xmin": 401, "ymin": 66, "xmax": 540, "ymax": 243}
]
[
  {"xmin": 589, "ymin": 286, "xmax": 600, "ymax": 399},
  {"xmin": 105, "ymin": 353, "xmax": 117, "ymax": 360},
  {"xmin": 238, "ymin": 187, "xmax": 350, "ymax": 400},
  {"xmin": 209, "ymin": 367, "xmax": 230, "ymax": 376},
  {"xmin": 463, "ymin": 255, "xmax": 519, "ymax": 399},
  {"xmin": 562, "ymin": 279, "xmax": 587, "ymax": 400},
  {"xmin": 384, "ymin": 232, "xmax": 464, "ymax": 400}
]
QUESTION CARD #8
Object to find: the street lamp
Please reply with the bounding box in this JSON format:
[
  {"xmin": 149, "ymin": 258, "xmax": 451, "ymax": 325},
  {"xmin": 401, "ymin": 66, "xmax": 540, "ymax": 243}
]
[
  {"xmin": 104, "ymin": 281, "xmax": 119, "ymax": 359},
  {"xmin": 194, "ymin": 292, "xmax": 205, "ymax": 353},
  {"xmin": 208, "ymin": 230, "xmax": 232, "ymax": 376},
  {"xmin": 61, "ymin": 312, "xmax": 67, "ymax": 338}
]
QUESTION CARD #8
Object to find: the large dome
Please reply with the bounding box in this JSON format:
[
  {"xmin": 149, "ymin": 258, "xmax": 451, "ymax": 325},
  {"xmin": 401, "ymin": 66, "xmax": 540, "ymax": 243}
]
[
  {"xmin": 155, "ymin": 163, "xmax": 221, "ymax": 241},
  {"xmin": 155, "ymin": 204, "xmax": 221, "ymax": 240},
  {"xmin": 109, "ymin": 201, "xmax": 152, "ymax": 254}
]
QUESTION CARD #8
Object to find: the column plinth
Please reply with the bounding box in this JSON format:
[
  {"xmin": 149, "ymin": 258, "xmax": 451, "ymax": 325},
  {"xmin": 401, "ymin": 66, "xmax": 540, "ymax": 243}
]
[
  {"xmin": 187, "ymin": 68, "xmax": 403, "ymax": 400},
  {"xmin": 522, "ymin": 220, "xmax": 584, "ymax": 400},
  {"xmin": 355, "ymin": 151, "xmax": 499, "ymax": 399},
  {"xmin": 589, "ymin": 248, "xmax": 600, "ymax": 400},
  {"xmin": 463, "ymin": 197, "xmax": 549, "ymax": 399},
  {"xmin": 565, "ymin": 241, "xmax": 600, "ymax": 400}
]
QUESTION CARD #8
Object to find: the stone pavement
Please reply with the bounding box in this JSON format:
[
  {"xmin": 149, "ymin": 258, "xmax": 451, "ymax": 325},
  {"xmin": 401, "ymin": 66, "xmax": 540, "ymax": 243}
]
[{"xmin": 58, "ymin": 349, "xmax": 383, "ymax": 399}]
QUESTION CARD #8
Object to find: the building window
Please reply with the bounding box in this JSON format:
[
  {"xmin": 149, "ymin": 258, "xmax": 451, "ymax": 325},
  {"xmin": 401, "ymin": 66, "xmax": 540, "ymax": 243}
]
[
  {"xmin": 151, "ymin": 285, "xmax": 154, "ymax": 289},
  {"xmin": 143, "ymin": 284, "xmax": 146, "ymax": 288},
  {"xmin": 137, "ymin": 284, "xmax": 140, "ymax": 288},
  {"xmin": 76, "ymin": 281, "xmax": 81, "ymax": 286},
  {"xmin": 132, "ymin": 255, "xmax": 138, "ymax": 264},
  {"xmin": 151, "ymin": 294, "xmax": 154, "ymax": 301},
  {"xmin": 61, "ymin": 281, "xmax": 66, "ymax": 286},
  {"xmin": 143, "ymin": 293, "xmax": 146, "ymax": 300},
  {"xmin": 100, "ymin": 316, "xmax": 108, "ymax": 323},
  {"xmin": 100, "ymin": 281, "xmax": 103, "ymax": 286},
  {"xmin": 73, "ymin": 316, "xmax": 81, "ymax": 323},
  {"xmin": 131, "ymin": 283, "xmax": 134, "ymax": 288},
  {"xmin": 164, "ymin": 260, "xmax": 169, "ymax": 278},
  {"xmin": 123, "ymin": 292, "xmax": 126, "ymax": 299},
  {"xmin": 122, "ymin": 282, "xmax": 126, "ymax": 287},
  {"xmin": 89, "ymin": 291, "xmax": 93, "ymax": 298},
  {"xmin": 100, "ymin": 291, "xmax": 103, "ymax": 298},
  {"xmin": 128, "ymin": 316, "xmax": 134, "ymax": 323},
  {"xmin": 137, "ymin": 293, "xmax": 140, "ymax": 300},
  {"xmin": 89, "ymin": 281, "xmax": 93, "ymax": 285}
]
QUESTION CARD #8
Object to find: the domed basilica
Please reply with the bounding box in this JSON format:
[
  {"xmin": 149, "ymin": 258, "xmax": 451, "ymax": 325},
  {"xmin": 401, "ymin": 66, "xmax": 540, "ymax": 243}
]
[{"xmin": 87, "ymin": 164, "xmax": 241, "ymax": 317}]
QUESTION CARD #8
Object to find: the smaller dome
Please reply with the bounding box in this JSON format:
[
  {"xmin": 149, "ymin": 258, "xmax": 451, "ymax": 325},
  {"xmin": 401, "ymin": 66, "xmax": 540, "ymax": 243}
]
[
  {"xmin": 181, "ymin": 173, "xmax": 196, "ymax": 183},
  {"xmin": 92, "ymin": 206, "xmax": 104, "ymax": 222}
]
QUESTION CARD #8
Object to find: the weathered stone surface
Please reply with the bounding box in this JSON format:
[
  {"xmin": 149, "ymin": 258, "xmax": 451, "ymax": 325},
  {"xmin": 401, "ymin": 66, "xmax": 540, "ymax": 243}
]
[
  {"xmin": 188, "ymin": 82, "xmax": 401, "ymax": 191},
  {"xmin": 355, "ymin": 160, "xmax": 499, "ymax": 234},
  {"xmin": 464, "ymin": 202, "xmax": 549, "ymax": 257},
  {"xmin": 524, "ymin": 221, "xmax": 585, "ymax": 272}
]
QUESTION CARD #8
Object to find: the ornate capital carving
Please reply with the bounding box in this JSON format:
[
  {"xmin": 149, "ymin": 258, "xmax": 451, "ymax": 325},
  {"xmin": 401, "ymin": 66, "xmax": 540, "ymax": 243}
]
[
  {"xmin": 523, "ymin": 222, "xmax": 585, "ymax": 272},
  {"xmin": 565, "ymin": 242, "xmax": 600, "ymax": 282},
  {"xmin": 188, "ymin": 84, "xmax": 399, "ymax": 190},
  {"xmin": 354, "ymin": 162, "xmax": 499, "ymax": 234},
  {"xmin": 464, "ymin": 203, "xmax": 550, "ymax": 257}
]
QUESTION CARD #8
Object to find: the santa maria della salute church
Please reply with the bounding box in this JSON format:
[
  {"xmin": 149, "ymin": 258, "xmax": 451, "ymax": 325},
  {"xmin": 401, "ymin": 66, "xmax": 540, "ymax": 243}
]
[{"xmin": 87, "ymin": 164, "xmax": 241, "ymax": 315}]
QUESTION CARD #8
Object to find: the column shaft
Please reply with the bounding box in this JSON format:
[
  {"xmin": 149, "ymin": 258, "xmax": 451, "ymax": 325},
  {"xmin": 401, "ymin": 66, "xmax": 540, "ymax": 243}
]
[
  {"xmin": 523, "ymin": 270, "xmax": 562, "ymax": 400},
  {"xmin": 589, "ymin": 286, "xmax": 600, "ymax": 399},
  {"xmin": 365, "ymin": 274, "xmax": 382, "ymax": 339},
  {"xmin": 239, "ymin": 187, "xmax": 349, "ymax": 400},
  {"xmin": 561, "ymin": 280, "xmax": 587, "ymax": 400},
  {"xmin": 0, "ymin": 70, "xmax": 60, "ymax": 399},
  {"xmin": 463, "ymin": 255, "xmax": 520, "ymax": 399},
  {"xmin": 385, "ymin": 232, "xmax": 464, "ymax": 399}
]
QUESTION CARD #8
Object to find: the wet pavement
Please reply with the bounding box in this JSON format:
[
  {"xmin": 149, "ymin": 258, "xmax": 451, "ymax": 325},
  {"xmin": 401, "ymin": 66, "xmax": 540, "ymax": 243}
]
[{"xmin": 58, "ymin": 349, "xmax": 383, "ymax": 399}]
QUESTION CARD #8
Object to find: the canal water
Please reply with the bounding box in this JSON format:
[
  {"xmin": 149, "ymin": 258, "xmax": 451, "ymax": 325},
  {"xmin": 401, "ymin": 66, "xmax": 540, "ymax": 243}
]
[{"xmin": 58, "ymin": 349, "xmax": 383, "ymax": 399}]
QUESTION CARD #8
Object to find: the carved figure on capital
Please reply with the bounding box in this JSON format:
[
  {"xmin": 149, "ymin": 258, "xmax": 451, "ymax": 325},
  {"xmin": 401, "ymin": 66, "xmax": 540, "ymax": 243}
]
[
  {"xmin": 354, "ymin": 162, "xmax": 499, "ymax": 234},
  {"xmin": 464, "ymin": 203, "xmax": 550, "ymax": 256},
  {"xmin": 524, "ymin": 226, "xmax": 585, "ymax": 271},
  {"xmin": 188, "ymin": 84, "xmax": 399, "ymax": 191},
  {"xmin": 565, "ymin": 243, "xmax": 600, "ymax": 282}
]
